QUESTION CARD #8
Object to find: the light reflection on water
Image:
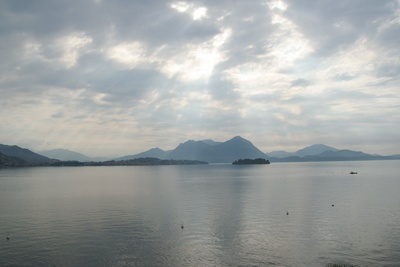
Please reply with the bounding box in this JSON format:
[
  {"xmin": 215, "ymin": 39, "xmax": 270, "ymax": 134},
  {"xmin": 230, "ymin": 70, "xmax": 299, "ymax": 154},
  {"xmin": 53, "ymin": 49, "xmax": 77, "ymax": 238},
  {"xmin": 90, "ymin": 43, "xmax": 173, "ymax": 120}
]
[{"xmin": 1, "ymin": 161, "xmax": 399, "ymax": 266}]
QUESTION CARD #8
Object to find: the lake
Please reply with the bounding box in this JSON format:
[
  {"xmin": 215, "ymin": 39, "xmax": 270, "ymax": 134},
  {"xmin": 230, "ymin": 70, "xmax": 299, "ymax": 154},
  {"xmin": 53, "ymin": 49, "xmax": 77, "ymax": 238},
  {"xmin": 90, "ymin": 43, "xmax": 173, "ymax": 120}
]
[{"xmin": 1, "ymin": 160, "xmax": 399, "ymax": 266}]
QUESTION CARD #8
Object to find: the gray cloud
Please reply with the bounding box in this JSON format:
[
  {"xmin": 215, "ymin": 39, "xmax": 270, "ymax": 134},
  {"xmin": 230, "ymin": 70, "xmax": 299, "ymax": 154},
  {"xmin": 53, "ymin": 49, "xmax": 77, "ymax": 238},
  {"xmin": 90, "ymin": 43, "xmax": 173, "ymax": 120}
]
[
  {"xmin": 0, "ymin": 0, "xmax": 399, "ymax": 156},
  {"xmin": 332, "ymin": 73, "xmax": 356, "ymax": 82},
  {"xmin": 290, "ymin": 78, "xmax": 311, "ymax": 87},
  {"xmin": 284, "ymin": 0, "xmax": 399, "ymax": 56}
]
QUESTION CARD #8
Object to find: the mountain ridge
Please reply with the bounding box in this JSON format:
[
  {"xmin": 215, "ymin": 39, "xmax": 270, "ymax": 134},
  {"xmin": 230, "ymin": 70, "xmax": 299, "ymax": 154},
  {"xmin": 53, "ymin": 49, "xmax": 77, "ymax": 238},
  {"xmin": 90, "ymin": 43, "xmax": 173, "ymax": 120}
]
[
  {"xmin": 0, "ymin": 144, "xmax": 56, "ymax": 165},
  {"xmin": 120, "ymin": 137, "xmax": 398, "ymax": 163},
  {"xmin": 38, "ymin": 149, "xmax": 92, "ymax": 162},
  {"xmin": 267, "ymin": 144, "xmax": 338, "ymax": 158},
  {"xmin": 2, "ymin": 137, "xmax": 399, "ymax": 166}
]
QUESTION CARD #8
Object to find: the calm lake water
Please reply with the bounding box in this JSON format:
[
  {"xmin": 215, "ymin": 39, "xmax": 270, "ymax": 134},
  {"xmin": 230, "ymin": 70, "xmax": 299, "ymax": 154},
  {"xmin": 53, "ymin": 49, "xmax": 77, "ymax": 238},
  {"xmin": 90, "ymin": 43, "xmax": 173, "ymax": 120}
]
[{"xmin": 1, "ymin": 161, "xmax": 399, "ymax": 267}]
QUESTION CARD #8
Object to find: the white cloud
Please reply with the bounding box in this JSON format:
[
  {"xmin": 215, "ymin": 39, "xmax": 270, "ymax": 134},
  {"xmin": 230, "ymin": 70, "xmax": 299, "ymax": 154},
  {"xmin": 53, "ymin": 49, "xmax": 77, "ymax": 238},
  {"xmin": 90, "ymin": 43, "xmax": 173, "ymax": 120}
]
[
  {"xmin": 170, "ymin": 1, "xmax": 208, "ymax": 20},
  {"xmin": 107, "ymin": 41, "xmax": 148, "ymax": 69},
  {"xmin": 54, "ymin": 32, "xmax": 92, "ymax": 68},
  {"xmin": 0, "ymin": 0, "xmax": 399, "ymax": 156},
  {"xmin": 170, "ymin": 2, "xmax": 191, "ymax": 13}
]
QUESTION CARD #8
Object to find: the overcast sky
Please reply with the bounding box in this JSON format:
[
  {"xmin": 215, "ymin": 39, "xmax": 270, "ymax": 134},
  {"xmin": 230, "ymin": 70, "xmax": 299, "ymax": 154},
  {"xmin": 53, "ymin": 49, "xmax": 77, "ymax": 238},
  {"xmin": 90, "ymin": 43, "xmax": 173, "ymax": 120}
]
[{"xmin": 1, "ymin": 0, "xmax": 399, "ymax": 157}]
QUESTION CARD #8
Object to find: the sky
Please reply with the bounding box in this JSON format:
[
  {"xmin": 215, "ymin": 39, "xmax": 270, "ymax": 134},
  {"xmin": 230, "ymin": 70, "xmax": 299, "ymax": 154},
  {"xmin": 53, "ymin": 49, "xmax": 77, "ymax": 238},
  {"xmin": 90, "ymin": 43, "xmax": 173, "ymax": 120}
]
[{"xmin": 1, "ymin": 0, "xmax": 399, "ymax": 157}]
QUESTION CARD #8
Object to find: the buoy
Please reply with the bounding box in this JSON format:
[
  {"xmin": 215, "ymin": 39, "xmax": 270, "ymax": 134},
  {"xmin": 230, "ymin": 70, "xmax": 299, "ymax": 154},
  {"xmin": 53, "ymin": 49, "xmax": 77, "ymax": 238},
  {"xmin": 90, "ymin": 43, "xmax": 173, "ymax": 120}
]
[
  {"xmin": 286, "ymin": 211, "xmax": 289, "ymax": 216},
  {"xmin": 181, "ymin": 223, "xmax": 184, "ymax": 229}
]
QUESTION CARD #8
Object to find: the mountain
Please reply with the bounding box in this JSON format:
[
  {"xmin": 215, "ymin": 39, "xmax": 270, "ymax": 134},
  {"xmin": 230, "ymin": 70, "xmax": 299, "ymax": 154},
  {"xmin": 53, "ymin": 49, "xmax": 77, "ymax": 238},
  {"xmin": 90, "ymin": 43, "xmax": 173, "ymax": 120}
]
[
  {"xmin": 38, "ymin": 149, "xmax": 92, "ymax": 162},
  {"xmin": 121, "ymin": 137, "xmax": 392, "ymax": 163},
  {"xmin": 267, "ymin": 144, "xmax": 338, "ymax": 158},
  {"xmin": 117, "ymin": 148, "xmax": 169, "ymax": 161},
  {"xmin": 295, "ymin": 144, "xmax": 338, "ymax": 157},
  {"xmin": 201, "ymin": 139, "xmax": 222, "ymax": 146},
  {"xmin": 163, "ymin": 136, "xmax": 267, "ymax": 163},
  {"xmin": 167, "ymin": 140, "xmax": 215, "ymax": 161},
  {"xmin": 0, "ymin": 144, "xmax": 55, "ymax": 165},
  {"xmin": 303, "ymin": 149, "xmax": 379, "ymax": 161},
  {"xmin": 210, "ymin": 136, "xmax": 267, "ymax": 163}
]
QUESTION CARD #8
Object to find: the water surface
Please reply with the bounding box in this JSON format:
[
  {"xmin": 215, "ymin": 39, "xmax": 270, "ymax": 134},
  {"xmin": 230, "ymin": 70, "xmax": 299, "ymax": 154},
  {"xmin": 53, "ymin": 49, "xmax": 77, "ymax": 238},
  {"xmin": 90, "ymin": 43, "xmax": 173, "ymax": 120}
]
[{"xmin": 1, "ymin": 161, "xmax": 399, "ymax": 266}]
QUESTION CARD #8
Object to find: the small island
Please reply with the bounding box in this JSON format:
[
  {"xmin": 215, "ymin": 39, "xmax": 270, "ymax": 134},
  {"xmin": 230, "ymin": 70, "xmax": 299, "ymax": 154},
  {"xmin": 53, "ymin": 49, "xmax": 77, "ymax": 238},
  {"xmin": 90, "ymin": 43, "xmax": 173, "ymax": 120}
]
[{"xmin": 232, "ymin": 158, "xmax": 270, "ymax": 165}]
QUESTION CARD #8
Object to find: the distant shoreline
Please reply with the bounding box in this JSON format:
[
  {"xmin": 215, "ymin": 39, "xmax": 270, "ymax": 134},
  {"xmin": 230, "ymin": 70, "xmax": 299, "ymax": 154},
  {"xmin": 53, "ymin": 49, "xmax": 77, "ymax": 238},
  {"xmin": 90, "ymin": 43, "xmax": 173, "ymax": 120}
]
[
  {"xmin": 0, "ymin": 155, "xmax": 209, "ymax": 168},
  {"xmin": 2, "ymin": 158, "xmax": 400, "ymax": 169}
]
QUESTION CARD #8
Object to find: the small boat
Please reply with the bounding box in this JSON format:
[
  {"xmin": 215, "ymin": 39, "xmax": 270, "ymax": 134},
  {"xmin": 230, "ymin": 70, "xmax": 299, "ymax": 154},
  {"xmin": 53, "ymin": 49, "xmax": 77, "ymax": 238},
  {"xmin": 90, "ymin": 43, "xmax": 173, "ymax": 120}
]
[{"xmin": 350, "ymin": 171, "xmax": 357, "ymax": 174}]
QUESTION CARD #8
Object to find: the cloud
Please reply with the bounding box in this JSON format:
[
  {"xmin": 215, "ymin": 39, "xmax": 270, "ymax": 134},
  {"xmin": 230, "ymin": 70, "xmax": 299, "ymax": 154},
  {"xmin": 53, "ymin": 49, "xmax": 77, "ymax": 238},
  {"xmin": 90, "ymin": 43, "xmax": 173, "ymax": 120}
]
[
  {"xmin": 0, "ymin": 0, "xmax": 399, "ymax": 156},
  {"xmin": 290, "ymin": 78, "xmax": 311, "ymax": 87}
]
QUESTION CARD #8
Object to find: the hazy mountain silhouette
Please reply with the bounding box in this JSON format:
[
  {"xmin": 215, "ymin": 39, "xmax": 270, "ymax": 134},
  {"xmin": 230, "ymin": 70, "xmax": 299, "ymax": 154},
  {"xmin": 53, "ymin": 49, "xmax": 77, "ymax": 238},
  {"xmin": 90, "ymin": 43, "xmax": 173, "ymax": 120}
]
[
  {"xmin": 303, "ymin": 149, "xmax": 376, "ymax": 161},
  {"xmin": 3, "ymin": 138, "xmax": 398, "ymax": 167},
  {"xmin": 267, "ymin": 144, "xmax": 338, "ymax": 158},
  {"xmin": 38, "ymin": 149, "xmax": 92, "ymax": 162},
  {"xmin": 295, "ymin": 144, "xmax": 338, "ymax": 156},
  {"xmin": 120, "ymin": 137, "xmax": 399, "ymax": 163},
  {"xmin": 201, "ymin": 139, "xmax": 222, "ymax": 146},
  {"xmin": 270, "ymin": 149, "xmax": 396, "ymax": 162},
  {"xmin": 117, "ymin": 148, "xmax": 169, "ymax": 161},
  {"xmin": 0, "ymin": 144, "xmax": 55, "ymax": 165},
  {"xmin": 209, "ymin": 136, "xmax": 267, "ymax": 163},
  {"xmin": 167, "ymin": 140, "xmax": 216, "ymax": 161},
  {"xmin": 119, "ymin": 136, "xmax": 267, "ymax": 163}
]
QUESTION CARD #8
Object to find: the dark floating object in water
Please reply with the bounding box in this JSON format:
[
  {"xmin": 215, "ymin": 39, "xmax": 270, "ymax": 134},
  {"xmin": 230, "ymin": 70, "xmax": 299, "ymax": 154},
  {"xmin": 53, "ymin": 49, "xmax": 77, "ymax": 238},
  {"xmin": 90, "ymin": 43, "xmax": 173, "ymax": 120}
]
[
  {"xmin": 181, "ymin": 223, "xmax": 184, "ymax": 229},
  {"xmin": 286, "ymin": 211, "xmax": 289, "ymax": 216},
  {"xmin": 6, "ymin": 233, "xmax": 10, "ymax": 241},
  {"xmin": 332, "ymin": 204, "xmax": 334, "ymax": 207},
  {"xmin": 350, "ymin": 171, "xmax": 357, "ymax": 174}
]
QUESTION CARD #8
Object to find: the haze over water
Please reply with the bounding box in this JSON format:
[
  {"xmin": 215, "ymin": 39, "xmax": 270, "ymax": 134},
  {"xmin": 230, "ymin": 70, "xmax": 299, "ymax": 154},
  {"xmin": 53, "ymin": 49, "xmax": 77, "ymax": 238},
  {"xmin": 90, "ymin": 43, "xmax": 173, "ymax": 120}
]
[{"xmin": 1, "ymin": 160, "xmax": 399, "ymax": 266}]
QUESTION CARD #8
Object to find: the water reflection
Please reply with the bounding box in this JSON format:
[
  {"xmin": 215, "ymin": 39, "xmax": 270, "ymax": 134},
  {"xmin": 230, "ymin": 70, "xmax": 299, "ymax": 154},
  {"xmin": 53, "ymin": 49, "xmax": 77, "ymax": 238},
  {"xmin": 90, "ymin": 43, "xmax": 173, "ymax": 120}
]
[{"xmin": 0, "ymin": 162, "xmax": 400, "ymax": 266}]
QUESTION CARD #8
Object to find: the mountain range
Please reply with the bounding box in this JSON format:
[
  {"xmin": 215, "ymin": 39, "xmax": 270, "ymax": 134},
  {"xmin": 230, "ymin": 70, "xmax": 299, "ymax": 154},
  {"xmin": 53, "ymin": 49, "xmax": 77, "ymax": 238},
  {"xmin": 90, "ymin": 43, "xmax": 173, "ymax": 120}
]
[
  {"xmin": 118, "ymin": 136, "xmax": 267, "ymax": 163},
  {"xmin": 1, "ymin": 136, "xmax": 399, "ymax": 167},
  {"xmin": 116, "ymin": 136, "xmax": 399, "ymax": 163},
  {"xmin": 267, "ymin": 144, "xmax": 338, "ymax": 158},
  {"xmin": 38, "ymin": 149, "xmax": 93, "ymax": 162}
]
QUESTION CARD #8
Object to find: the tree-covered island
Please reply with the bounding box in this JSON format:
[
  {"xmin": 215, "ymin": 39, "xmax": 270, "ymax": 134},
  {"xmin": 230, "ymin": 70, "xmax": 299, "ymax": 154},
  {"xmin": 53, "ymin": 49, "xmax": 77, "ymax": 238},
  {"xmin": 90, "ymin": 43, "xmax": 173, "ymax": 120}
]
[{"xmin": 232, "ymin": 158, "xmax": 270, "ymax": 165}]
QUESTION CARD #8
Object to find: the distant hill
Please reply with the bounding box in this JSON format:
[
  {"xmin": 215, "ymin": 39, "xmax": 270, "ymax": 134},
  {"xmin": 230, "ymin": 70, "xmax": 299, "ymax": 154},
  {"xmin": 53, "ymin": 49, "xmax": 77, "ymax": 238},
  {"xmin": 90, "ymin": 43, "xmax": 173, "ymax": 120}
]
[
  {"xmin": 267, "ymin": 144, "xmax": 338, "ymax": 158},
  {"xmin": 295, "ymin": 144, "xmax": 338, "ymax": 157},
  {"xmin": 209, "ymin": 136, "xmax": 267, "ymax": 163},
  {"xmin": 38, "ymin": 149, "xmax": 92, "ymax": 162},
  {"xmin": 167, "ymin": 140, "xmax": 216, "ymax": 161},
  {"xmin": 117, "ymin": 148, "xmax": 169, "ymax": 161},
  {"xmin": 303, "ymin": 149, "xmax": 379, "ymax": 161},
  {"xmin": 0, "ymin": 144, "xmax": 55, "ymax": 165}
]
